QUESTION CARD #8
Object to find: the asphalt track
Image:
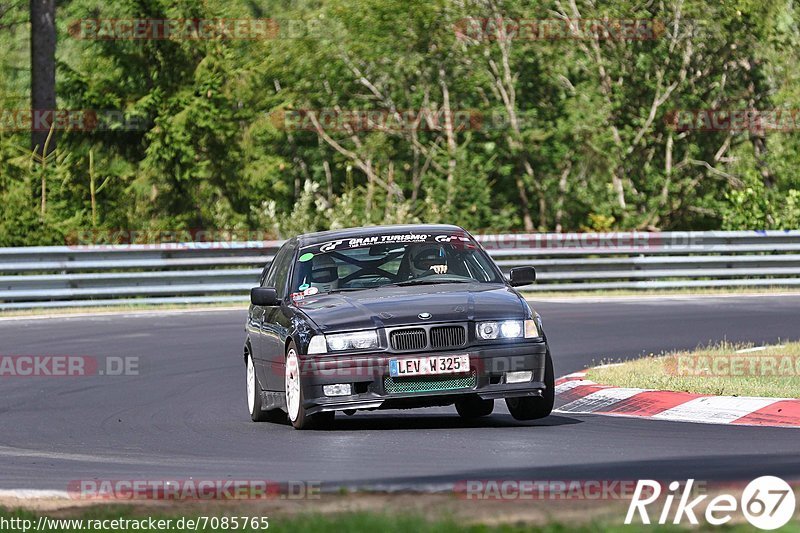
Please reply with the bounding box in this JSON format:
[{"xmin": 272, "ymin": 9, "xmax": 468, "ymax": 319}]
[{"xmin": 1, "ymin": 295, "xmax": 799, "ymax": 492}]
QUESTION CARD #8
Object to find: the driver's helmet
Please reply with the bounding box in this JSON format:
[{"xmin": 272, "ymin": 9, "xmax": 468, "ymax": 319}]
[
  {"xmin": 309, "ymin": 254, "xmax": 339, "ymax": 293},
  {"xmin": 408, "ymin": 244, "xmax": 446, "ymax": 277}
]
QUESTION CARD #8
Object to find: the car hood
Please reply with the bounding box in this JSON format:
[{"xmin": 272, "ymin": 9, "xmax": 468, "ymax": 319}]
[{"xmin": 294, "ymin": 283, "xmax": 529, "ymax": 332}]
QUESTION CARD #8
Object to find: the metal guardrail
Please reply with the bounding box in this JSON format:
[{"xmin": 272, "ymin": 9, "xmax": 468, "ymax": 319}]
[{"xmin": 1, "ymin": 230, "xmax": 799, "ymax": 309}]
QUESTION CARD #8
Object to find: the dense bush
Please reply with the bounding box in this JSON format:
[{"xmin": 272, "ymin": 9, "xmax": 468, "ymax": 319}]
[{"xmin": 1, "ymin": 0, "xmax": 799, "ymax": 244}]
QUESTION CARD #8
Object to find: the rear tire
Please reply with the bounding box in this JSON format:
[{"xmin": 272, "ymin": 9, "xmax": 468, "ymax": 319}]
[
  {"xmin": 505, "ymin": 350, "xmax": 555, "ymax": 421},
  {"xmin": 285, "ymin": 341, "xmax": 335, "ymax": 430},
  {"xmin": 247, "ymin": 350, "xmax": 283, "ymax": 422},
  {"xmin": 455, "ymin": 396, "xmax": 494, "ymax": 418}
]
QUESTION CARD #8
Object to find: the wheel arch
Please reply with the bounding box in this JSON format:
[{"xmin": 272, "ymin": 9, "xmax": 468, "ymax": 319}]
[
  {"xmin": 285, "ymin": 333, "xmax": 302, "ymax": 357},
  {"xmin": 243, "ymin": 338, "xmax": 253, "ymax": 365}
]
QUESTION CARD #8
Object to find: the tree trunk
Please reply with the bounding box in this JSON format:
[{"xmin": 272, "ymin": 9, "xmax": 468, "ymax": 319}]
[
  {"xmin": 30, "ymin": 0, "xmax": 56, "ymax": 157},
  {"xmin": 439, "ymin": 68, "xmax": 457, "ymax": 207}
]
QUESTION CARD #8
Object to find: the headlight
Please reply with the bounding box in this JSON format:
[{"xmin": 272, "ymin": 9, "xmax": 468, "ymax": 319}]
[
  {"xmin": 500, "ymin": 320, "xmax": 522, "ymax": 338},
  {"xmin": 326, "ymin": 330, "xmax": 379, "ymax": 352},
  {"xmin": 476, "ymin": 321, "xmax": 500, "ymax": 339},
  {"xmin": 476, "ymin": 319, "xmax": 538, "ymax": 340}
]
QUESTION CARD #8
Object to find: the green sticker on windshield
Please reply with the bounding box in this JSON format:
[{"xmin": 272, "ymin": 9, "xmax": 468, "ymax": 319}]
[{"xmin": 298, "ymin": 252, "xmax": 314, "ymax": 262}]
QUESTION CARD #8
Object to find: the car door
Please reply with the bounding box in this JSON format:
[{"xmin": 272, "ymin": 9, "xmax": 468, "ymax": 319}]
[
  {"xmin": 247, "ymin": 262, "xmax": 269, "ymax": 372},
  {"xmin": 252, "ymin": 242, "xmax": 293, "ymax": 391},
  {"xmin": 259, "ymin": 241, "xmax": 296, "ymax": 391}
]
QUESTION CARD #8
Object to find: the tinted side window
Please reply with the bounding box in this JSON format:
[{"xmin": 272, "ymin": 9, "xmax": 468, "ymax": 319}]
[
  {"xmin": 259, "ymin": 264, "xmax": 270, "ymax": 287},
  {"xmin": 262, "ymin": 243, "xmax": 291, "ymax": 288},
  {"xmin": 272, "ymin": 244, "xmax": 295, "ymax": 297}
]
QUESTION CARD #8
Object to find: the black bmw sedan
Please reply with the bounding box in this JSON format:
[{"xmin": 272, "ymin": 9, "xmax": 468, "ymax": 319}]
[{"xmin": 244, "ymin": 224, "xmax": 553, "ymax": 429}]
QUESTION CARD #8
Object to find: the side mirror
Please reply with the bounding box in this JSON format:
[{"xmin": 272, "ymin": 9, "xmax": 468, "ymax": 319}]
[
  {"xmin": 509, "ymin": 266, "xmax": 536, "ymax": 287},
  {"xmin": 251, "ymin": 287, "xmax": 279, "ymax": 306}
]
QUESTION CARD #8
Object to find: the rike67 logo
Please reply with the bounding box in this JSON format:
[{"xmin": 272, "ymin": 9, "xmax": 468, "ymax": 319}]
[{"xmin": 626, "ymin": 477, "xmax": 796, "ymax": 530}]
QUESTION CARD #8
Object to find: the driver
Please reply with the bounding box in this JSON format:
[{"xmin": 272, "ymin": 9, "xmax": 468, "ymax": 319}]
[
  {"xmin": 408, "ymin": 244, "xmax": 448, "ymax": 278},
  {"xmin": 309, "ymin": 254, "xmax": 339, "ymax": 293}
]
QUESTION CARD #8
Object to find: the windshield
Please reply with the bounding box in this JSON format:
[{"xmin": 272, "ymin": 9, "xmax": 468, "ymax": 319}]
[{"xmin": 289, "ymin": 232, "xmax": 503, "ymax": 298}]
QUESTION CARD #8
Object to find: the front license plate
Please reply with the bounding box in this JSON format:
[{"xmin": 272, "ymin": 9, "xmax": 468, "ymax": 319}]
[{"xmin": 389, "ymin": 355, "xmax": 470, "ymax": 377}]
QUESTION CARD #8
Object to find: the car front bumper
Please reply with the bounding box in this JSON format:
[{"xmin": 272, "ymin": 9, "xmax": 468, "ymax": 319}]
[{"xmin": 299, "ymin": 341, "xmax": 548, "ymax": 415}]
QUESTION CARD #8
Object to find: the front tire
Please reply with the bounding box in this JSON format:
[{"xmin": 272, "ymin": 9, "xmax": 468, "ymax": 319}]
[
  {"xmin": 505, "ymin": 350, "xmax": 555, "ymax": 421},
  {"xmin": 455, "ymin": 396, "xmax": 494, "ymax": 418},
  {"xmin": 247, "ymin": 350, "xmax": 273, "ymax": 422},
  {"xmin": 285, "ymin": 342, "xmax": 334, "ymax": 430}
]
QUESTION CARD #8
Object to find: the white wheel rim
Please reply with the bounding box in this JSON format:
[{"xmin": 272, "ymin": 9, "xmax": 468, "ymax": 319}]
[
  {"xmin": 285, "ymin": 349, "xmax": 301, "ymax": 422},
  {"xmin": 246, "ymin": 354, "xmax": 256, "ymax": 415}
]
